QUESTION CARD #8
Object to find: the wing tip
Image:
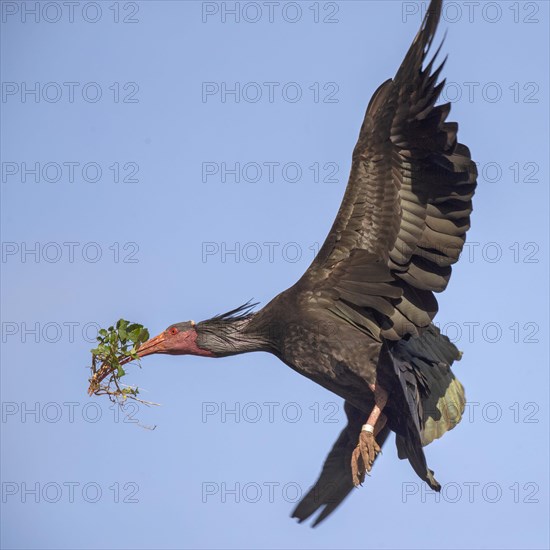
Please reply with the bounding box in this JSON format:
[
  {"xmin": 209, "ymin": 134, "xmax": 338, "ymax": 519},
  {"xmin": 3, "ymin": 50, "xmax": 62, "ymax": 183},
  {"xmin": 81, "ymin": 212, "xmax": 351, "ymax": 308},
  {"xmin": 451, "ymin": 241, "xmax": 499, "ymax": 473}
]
[
  {"xmin": 397, "ymin": 0, "xmax": 444, "ymax": 82},
  {"xmin": 418, "ymin": 0, "xmax": 443, "ymax": 49}
]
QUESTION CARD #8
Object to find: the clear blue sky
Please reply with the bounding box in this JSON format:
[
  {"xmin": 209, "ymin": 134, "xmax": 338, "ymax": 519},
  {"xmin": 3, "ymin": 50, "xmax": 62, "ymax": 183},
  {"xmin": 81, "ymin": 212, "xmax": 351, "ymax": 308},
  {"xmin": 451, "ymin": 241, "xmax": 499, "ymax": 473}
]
[{"xmin": 1, "ymin": 1, "xmax": 549, "ymax": 548}]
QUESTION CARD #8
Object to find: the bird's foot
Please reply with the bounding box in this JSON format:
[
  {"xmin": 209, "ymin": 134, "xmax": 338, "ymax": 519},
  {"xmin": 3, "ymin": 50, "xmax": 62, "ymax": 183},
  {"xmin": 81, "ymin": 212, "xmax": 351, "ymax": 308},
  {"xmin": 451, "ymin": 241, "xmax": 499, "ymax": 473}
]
[{"xmin": 351, "ymin": 428, "xmax": 381, "ymax": 486}]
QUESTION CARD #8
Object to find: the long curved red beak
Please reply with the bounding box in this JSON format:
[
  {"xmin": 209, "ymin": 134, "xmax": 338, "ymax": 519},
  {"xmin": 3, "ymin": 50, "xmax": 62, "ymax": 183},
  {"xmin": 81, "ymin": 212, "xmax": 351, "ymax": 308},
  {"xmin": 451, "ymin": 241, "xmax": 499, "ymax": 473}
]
[{"xmin": 133, "ymin": 332, "xmax": 167, "ymax": 360}]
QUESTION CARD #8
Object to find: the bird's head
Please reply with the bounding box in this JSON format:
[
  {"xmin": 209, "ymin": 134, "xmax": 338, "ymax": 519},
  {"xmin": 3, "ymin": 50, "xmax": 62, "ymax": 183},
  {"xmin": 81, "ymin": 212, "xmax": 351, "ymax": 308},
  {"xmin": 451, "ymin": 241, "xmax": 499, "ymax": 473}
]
[
  {"xmin": 135, "ymin": 321, "xmax": 215, "ymax": 359},
  {"xmin": 131, "ymin": 302, "xmax": 260, "ymax": 362}
]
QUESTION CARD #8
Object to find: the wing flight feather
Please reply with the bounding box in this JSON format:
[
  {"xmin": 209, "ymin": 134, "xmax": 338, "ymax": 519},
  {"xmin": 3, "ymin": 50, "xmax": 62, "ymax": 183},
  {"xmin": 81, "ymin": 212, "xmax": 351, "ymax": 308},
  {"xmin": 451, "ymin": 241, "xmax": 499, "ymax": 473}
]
[{"xmin": 299, "ymin": 0, "xmax": 477, "ymax": 340}]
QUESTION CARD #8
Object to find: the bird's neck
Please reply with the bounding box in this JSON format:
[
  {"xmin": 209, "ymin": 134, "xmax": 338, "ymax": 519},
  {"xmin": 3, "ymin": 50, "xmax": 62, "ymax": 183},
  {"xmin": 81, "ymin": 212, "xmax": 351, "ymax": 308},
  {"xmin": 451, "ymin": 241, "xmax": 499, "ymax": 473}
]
[{"xmin": 195, "ymin": 315, "xmax": 272, "ymax": 357}]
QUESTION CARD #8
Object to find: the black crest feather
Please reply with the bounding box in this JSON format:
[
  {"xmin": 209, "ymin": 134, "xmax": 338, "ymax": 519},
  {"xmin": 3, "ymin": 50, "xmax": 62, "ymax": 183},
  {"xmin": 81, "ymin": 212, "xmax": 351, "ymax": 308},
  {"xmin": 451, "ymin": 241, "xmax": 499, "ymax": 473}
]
[
  {"xmin": 195, "ymin": 300, "xmax": 261, "ymax": 355},
  {"xmin": 205, "ymin": 300, "xmax": 259, "ymax": 324}
]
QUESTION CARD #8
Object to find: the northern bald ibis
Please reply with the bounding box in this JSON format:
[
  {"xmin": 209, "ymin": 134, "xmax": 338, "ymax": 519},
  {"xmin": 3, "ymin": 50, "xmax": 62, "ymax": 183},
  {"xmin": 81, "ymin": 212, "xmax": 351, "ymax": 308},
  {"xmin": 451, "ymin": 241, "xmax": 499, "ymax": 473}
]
[{"xmin": 134, "ymin": 0, "xmax": 477, "ymax": 525}]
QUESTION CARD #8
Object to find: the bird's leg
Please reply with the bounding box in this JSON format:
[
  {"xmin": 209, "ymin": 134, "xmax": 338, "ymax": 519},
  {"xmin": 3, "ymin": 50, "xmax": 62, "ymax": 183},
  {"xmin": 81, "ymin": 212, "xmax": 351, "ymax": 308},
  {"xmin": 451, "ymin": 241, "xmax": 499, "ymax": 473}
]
[{"xmin": 351, "ymin": 384, "xmax": 388, "ymax": 486}]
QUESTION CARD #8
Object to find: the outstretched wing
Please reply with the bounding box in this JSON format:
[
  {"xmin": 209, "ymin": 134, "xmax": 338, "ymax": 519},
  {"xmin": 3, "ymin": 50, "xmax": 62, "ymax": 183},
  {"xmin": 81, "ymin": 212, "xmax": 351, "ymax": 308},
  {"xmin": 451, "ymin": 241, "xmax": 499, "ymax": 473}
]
[{"xmin": 299, "ymin": 0, "xmax": 477, "ymax": 340}]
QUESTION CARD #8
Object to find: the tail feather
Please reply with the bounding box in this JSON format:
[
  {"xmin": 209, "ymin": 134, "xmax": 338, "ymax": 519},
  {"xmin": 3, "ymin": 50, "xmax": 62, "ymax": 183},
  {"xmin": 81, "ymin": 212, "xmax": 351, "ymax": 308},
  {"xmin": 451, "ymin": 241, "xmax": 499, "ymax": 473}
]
[
  {"xmin": 421, "ymin": 373, "xmax": 465, "ymax": 446},
  {"xmin": 390, "ymin": 323, "xmax": 465, "ymax": 487},
  {"xmin": 396, "ymin": 433, "xmax": 441, "ymax": 491},
  {"xmin": 402, "ymin": 324, "xmax": 466, "ymax": 446}
]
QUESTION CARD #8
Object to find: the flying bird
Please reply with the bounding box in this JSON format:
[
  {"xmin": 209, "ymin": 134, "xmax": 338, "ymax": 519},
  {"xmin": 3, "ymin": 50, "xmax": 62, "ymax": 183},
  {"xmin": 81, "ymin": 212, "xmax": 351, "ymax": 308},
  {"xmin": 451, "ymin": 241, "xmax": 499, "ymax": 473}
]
[{"xmin": 132, "ymin": 0, "xmax": 477, "ymax": 525}]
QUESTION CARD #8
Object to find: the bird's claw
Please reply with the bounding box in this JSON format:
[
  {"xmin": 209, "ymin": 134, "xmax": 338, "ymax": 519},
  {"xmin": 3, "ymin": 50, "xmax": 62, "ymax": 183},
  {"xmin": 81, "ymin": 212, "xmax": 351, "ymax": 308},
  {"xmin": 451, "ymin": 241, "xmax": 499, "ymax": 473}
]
[{"xmin": 351, "ymin": 431, "xmax": 381, "ymax": 487}]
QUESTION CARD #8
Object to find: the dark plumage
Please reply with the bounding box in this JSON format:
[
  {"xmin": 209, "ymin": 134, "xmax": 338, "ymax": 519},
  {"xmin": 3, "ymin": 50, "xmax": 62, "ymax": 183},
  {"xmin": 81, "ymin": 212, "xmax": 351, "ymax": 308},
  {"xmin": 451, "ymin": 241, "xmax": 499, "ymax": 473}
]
[{"xmin": 136, "ymin": 0, "xmax": 476, "ymax": 526}]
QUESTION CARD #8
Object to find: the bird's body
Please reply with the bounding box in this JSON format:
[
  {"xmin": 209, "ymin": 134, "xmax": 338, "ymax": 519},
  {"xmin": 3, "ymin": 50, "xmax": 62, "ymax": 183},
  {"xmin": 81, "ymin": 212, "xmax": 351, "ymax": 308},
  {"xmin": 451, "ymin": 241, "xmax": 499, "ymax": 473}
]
[
  {"xmin": 131, "ymin": 0, "xmax": 477, "ymax": 526},
  {"xmin": 248, "ymin": 285, "xmax": 384, "ymax": 402}
]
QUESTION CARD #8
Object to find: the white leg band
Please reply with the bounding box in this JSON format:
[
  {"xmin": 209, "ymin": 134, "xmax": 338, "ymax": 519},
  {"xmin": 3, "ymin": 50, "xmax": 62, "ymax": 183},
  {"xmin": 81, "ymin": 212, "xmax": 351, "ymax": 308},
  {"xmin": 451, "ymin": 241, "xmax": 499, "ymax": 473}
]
[{"xmin": 362, "ymin": 424, "xmax": 374, "ymax": 433}]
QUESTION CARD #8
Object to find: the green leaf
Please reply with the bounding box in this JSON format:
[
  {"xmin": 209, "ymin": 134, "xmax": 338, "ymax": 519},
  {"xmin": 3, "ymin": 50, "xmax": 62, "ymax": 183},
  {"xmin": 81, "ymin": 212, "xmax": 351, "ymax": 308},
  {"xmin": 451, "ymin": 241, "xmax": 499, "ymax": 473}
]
[{"xmin": 128, "ymin": 329, "xmax": 140, "ymax": 342}]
